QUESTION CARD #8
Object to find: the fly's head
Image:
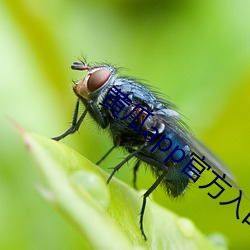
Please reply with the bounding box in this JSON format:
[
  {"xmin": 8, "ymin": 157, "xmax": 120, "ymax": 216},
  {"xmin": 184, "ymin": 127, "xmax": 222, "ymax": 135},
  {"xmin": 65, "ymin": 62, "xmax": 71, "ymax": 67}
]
[{"xmin": 72, "ymin": 61, "xmax": 116, "ymax": 101}]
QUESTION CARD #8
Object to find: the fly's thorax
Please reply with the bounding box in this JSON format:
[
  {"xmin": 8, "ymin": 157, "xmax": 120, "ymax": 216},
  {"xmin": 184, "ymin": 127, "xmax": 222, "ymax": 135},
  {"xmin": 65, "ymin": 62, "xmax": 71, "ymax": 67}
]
[{"xmin": 73, "ymin": 64, "xmax": 117, "ymax": 102}]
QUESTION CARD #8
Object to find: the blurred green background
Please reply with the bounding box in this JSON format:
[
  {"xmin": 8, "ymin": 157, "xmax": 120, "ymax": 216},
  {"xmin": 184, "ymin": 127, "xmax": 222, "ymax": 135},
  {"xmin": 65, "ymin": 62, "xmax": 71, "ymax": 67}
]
[{"xmin": 1, "ymin": 0, "xmax": 250, "ymax": 249}]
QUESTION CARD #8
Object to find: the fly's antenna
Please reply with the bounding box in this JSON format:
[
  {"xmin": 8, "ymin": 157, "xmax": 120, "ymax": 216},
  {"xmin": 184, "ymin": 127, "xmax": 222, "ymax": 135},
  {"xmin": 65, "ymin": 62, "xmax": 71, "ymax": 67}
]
[{"xmin": 71, "ymin": 61, "xmax": 89, "ymax": 71}]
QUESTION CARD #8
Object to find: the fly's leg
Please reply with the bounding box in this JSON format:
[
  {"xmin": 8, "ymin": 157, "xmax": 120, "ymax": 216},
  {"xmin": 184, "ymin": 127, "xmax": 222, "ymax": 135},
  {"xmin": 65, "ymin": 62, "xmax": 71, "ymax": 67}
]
[
  {"xmin": 107, "ymin": 143, "xmax": 147, "ymax": 184},
  {"xmin": 52, "ymin": 99, "xmax": 108, "ymax": 141},
  {"xmin": 133, "ymin": 160, "xmax": 141, "ymax": 189},
  {"xmin": 52, "ymin": 99, "xmax": 88, "ymax": 141},
  {"xmin": 89, "ymin": 100, "xmax": 107, "ymax": 129},
  {"xmin": 96, "ymin": 145, "xmax": 116, "ymax": 165},
  {"xmin": 140, "ymin": 172, "xmax": 166, "ymax": 240}
]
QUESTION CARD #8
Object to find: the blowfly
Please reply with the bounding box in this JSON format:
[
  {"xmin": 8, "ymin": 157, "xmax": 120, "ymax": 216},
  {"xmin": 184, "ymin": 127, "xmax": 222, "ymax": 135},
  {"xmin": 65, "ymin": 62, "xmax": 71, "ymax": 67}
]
[{"xmin": 52, "ymin": 60, "xmax": 240, "ymax": 240}]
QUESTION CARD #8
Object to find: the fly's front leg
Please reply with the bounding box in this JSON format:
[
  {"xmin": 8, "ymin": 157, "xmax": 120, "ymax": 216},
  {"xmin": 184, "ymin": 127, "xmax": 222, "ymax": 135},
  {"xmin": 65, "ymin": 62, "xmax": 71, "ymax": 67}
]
[
  {"xmin": 52, "ymin": 99, "xmax": 88, "ymax": 141},
  {"xmin": 89, "ymin": 100, "xmax": 108, "ymax": 129}
]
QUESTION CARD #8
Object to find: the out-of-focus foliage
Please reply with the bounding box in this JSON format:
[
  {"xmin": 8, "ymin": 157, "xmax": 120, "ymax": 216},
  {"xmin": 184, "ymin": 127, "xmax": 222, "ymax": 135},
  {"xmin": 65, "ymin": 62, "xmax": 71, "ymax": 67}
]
[{"xmin": 0, "ymin": 0, "xmax": 249, "ymax": 249}]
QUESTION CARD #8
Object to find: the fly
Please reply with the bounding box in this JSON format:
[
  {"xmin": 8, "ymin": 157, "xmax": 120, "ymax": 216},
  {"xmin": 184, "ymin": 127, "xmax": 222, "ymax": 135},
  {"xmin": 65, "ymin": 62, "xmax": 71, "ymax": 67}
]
[{"xmin": 52, "ymin": 60, "xmax": 241, "ymax": 240}]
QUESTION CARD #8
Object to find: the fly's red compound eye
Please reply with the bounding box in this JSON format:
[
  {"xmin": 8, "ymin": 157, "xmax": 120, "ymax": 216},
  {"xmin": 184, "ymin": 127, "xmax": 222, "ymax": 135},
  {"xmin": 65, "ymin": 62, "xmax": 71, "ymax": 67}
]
[{"xmin": 87, "ymin": 68, "xmax": 111, "ymax": 92}]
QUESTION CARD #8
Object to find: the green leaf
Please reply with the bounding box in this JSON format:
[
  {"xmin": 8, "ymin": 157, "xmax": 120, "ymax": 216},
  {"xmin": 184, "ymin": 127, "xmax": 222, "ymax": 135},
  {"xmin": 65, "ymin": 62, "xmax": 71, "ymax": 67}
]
[{"xmin": 19, "ymin": 128, "xmax": 227, "ymax": 250}]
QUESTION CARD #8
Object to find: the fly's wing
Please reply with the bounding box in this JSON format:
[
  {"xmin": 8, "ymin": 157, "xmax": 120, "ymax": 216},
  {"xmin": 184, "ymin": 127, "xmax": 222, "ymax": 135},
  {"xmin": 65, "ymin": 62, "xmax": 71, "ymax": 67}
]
[
  {"xmin": 152, "ymin": 110, "xmax": 242, "ymax": 191},
  {"xmin": 187, "ymin": 134, "xmax": 237, "ymax": 183},
  {"xmin": 186, "ymin": 134, "xmax": 247, "ymax": 196}
]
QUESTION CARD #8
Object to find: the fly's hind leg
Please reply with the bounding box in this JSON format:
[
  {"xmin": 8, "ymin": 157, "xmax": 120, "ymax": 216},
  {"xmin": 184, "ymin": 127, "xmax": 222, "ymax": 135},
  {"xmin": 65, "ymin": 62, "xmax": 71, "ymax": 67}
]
[
  {"xmin": 133, "ymin": 160, "xmax": 141, "ymax": 189},
  {"xmin": 140, "ymin": 172, "xmax": 167, "ymax": 240}
]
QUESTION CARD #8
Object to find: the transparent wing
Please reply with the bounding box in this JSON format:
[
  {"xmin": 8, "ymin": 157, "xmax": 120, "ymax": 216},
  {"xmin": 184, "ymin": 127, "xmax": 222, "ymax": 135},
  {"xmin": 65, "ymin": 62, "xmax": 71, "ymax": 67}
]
[
  {"xmin": 187, "ymin": 134, "xmax": 247, "ymax": 196},
  {"xmin": 187, "ymin": 134, "xmax": 236, "ymax": 182}
]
